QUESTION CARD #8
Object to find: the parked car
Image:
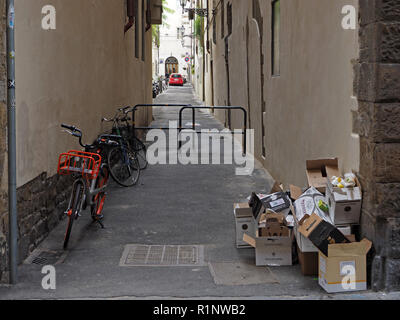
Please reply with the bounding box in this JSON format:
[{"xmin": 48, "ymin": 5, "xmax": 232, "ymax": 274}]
[{"xmin": 169, "ymin": 73, "xmax": 184, "ymax": 86}]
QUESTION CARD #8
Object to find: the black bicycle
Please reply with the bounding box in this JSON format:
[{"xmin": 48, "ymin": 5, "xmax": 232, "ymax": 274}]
[
  {"xmin": 104, "ymin": 106, "xmax": 148, "ymax": 170},
  {"xmin": 102, "ymin": 108, "xmax": 141, "ymax": 187}
]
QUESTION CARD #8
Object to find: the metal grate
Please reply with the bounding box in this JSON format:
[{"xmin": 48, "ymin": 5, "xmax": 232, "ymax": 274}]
[
  {"xmin": 119, "ymin": 244, "xmax": 205, "ymax": 267},
  {"xmin": 25, "ymin": 249, "xmax": 68, "ymax": 265}
]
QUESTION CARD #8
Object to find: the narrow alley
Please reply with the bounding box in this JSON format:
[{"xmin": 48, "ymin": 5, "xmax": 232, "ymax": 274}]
[
  {"xmin": 0, "ymin": 85, "xmax": 396, "ymax": 300},
  {"xmin": 1, "ymin": 0, "xmax": 400, "ymax": 304}
]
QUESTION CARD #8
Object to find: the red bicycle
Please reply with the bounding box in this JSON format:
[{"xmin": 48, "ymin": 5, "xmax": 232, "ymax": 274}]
[{"xmin": 58, "ymin": 124, "xmax": 120, "ymax": 249}]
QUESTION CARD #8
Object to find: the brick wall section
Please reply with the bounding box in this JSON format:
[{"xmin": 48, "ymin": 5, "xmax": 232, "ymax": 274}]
[
  {"xmin": 16, "ymin": 174, "xmax": 73, "ymax": 265},
  {"xmin": 355, "ymin": 0, "xmax": 400, "ymax": 291},
  {"xmin": 0, "ymin": 0, "xmax": 8, "ymax": 283}
]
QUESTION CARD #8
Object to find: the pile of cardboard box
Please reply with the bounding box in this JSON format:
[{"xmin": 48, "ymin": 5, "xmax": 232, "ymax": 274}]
[{"xmin": 233, "ymin": 158, "xmax": 372, "ymax": 293}]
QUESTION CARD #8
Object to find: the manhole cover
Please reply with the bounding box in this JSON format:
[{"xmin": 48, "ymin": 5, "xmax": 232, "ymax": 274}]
[
  {"xmin": 24, "ymin": 249, "xmax": 68, "ymax": 265},
  {"xmin": 119, "ymin": 244, "xmax": 205, "ymax": 267}
]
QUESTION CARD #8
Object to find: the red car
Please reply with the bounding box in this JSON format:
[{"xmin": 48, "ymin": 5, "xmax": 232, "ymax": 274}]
[{"xmin": 169, "ymin": 73, "xmax": 184, "ymax": 86}]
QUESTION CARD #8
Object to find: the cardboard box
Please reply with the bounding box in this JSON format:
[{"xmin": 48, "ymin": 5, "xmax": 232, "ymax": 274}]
[
  {"xmin": 290, "ymin": 186, "xmax": 332, "ymax": 253},
  {"xmin": 243, "ymin": 230, "xmax": 293, "ymax": 266},
  {"xmin": 297, "ymin": 244, "xmax": 318, "ymax": 276},
  {"xmin": 234, "ymin": 203, "xmax": 256, "ymax": 248},
  {"xmin": 234, "ymin": 202, "xmax": 253, "ymax": 217},
  {"xmin": 260, "ymin": 191, "xmax": 292, "ymax": 216},
  {"xmin": 248, "ymin": 193, "xmax": 264, "ymax": 221},
  {"xmin": 298, "ymin": 213, "xmax": 350, "ymax": 256},
  {"xmin": 326, "ymin": 177, "xmax": 362, "ymax": 225},
  {"xmin": 318, "ymin": 239, "xmax": 372, "ymax": 293},
  {"xmin": 294, "ymin": 215, "xmax": 318, "ymax": 252},
  {"xmin": 306, "ymin": 158, "xmax": 340, "ymax": 194}
]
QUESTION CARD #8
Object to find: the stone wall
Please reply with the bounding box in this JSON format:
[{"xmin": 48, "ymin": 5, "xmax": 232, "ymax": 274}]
[
  {"xmin": 355, "ymin": 0, "xmax": 400, "ymax": 291},
  {"xmin": 0, "ymin": 0, "xmax": 8, "ymax": 283},
  {"xmin": 16, "ymin": 173, "xmax": 73, "ymax": 261}
]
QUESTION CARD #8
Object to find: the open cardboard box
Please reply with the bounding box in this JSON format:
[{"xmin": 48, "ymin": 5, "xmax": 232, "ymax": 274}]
[
  {"xmin": 233, "ymin": 203, "xmax": 256, "ymax": 248},
  {"xmin": 326, "ymin": 175, "xmax": 362, "ymax": 225},
  {"xmin": 319, "ymin": 239, "xmax": 372, "ymax": 293},
  {"xmin": 290, "ymin": 185, "xmax": 320, "ymax": 253},
  {"xmin": 243, "ymin": 230, "xmax": 293, "ymax": 266},
  {"xmin": 243, "ymin": 211, "xmax": 292, "ymax": 266},
  {"xmin": 306, "ymin": 158, "xmax": 340, "ymax": 194},
  {"xmin": 297, "ymin": 213, "xmax": 350, "ymax": 257},
  {"xmin": 233, "ymin": 181, "xmax": 283, "ymax": 248}
]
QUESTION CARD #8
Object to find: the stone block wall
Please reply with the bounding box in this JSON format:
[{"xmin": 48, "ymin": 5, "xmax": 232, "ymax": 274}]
[{"xmin": 355, "ymin": 0, "xmax": 400, "ymax": 291}]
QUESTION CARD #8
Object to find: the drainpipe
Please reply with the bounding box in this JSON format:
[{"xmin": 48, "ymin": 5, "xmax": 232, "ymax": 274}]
[
  {"xmin": 125, "ymin": 0, "xmax": 134, "ymax": 33},
  {"xmin": 6, "ymin": 0, "xmax": 18, "ymax": 284}
]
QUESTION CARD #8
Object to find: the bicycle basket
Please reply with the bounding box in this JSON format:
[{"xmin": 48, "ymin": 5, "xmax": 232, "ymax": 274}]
[{"xmin": 57, "ymin": 150, "xmax": 101, "ymax": 180}]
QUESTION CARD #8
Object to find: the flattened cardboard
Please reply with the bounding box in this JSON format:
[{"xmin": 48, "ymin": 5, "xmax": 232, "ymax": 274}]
[
  {"xmin": 298, "ymin": 213, "xmax": 350, "ymax": 256},
  {"xmin": 243, "ymin": 233, "xmax": 256, "ymax": 248},
  {"xmin": 289, "ymin": 185, "xmax": 303, "ymax": 201},
  {"xmin": 248, "ymin": 193, "xmax": 264, "ymax": 220},
  {"xmin": 306, "ymin": 158, "xmax": 339, "ymax": 193}
]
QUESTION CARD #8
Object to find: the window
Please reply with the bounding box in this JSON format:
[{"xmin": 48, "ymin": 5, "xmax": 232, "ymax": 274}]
[
  {"xmin": 221, "ymin": 0, "xmax": 224, "ymax": 39},
  {"xmin": 213, "ymin": 11, "xmax": 217, "ymax": 44},
  {"xmin": 134, "ymin": 0, "xmax": 139, "ymax": 58},
  {"xmin": 142, "ymin": 0, "xmax": 145, "ymax": 61},
  {"xmin": 227, "ymin": 2, "xmax": 232, "ymax": 36},
  {"xmin": 271, "ymin": 0, "xmax": 280, "ymax": 76}
]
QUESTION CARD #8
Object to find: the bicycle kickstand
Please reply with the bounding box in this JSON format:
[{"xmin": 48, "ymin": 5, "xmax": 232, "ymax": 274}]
[{"xmin": 96, "ymin": 219, "xmax": 105, "ymax": 229}]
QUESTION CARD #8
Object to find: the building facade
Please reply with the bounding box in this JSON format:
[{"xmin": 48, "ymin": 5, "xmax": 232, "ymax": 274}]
[
  {"xmin": 0, "ymin": 0, "xmax": 156, "ymax": 282},
  {"xmin": 158, "ymin": 0, "xmax": 192, "ymax": 80},
  {"xmin": 193, "ymin": 0, "xmax": 400, "ymax": 291}
]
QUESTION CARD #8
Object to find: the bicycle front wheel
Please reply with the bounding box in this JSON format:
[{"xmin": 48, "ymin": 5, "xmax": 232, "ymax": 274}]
[
  {"xmin": 108, "ymin": 147, "xmax": 140, "ymax": 187},
  {"xmin": 64, "ymin": 182, "xmax": 84, "ymax": 250}
]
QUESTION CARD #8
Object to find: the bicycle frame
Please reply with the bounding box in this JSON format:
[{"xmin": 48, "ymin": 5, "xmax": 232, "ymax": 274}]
[{"xmin": 66, "ymin": 164, "xmax": 109, "ymax": 218}]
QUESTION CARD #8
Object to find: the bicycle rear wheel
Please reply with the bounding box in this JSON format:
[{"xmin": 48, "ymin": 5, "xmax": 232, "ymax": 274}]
[
  {"xmin": 131, "ymin": 137, "xmax": 148, "ymax": 170},
  {"xmin": 108, "ymin": 146, "xmax": 140, "ymax": 187},
  {"xmin": 64, "ymin": 182, "xmax": 84, "ymax": 250}
]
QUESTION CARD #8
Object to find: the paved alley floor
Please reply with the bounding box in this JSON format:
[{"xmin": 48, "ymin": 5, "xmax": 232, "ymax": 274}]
[{"xmin": 0, "ymin": 84, "xmax": 398, "ymax": 300}]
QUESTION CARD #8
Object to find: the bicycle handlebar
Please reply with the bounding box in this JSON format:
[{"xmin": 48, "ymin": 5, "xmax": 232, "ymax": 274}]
[
  {"xmin": 61, "ymin": 124, "xmax": 76, "ymax": 131},
  {"xmin": 60, "ymin": 124, "xmax": 86, "ymax": 148}
]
